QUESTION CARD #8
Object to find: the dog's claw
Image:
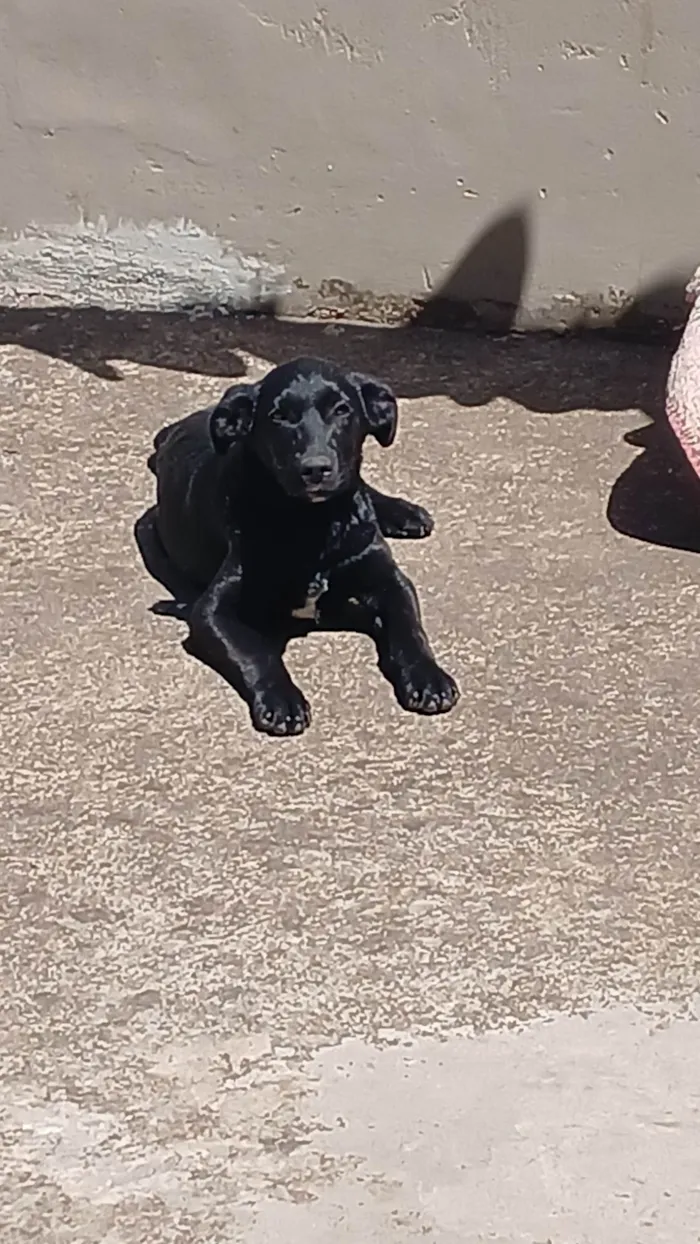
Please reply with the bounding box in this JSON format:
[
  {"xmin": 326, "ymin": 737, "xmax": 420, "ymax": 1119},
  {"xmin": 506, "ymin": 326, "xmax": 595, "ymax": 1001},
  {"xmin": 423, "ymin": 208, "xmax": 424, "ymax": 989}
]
[
  {"xmin": 394, "ymin": 661, "xmax": 459, "ymax": 715},
  {"xmin": 250, "ymin": 685, "xmax": 311, "ymax": 736}
]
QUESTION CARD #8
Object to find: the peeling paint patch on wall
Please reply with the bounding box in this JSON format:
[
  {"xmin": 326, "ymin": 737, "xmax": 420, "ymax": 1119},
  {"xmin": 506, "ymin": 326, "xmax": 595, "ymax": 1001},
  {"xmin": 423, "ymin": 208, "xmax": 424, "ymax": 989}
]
[
  {"xmin": 238, "ymin": 3, "xmax": 382, "ymax": 66},
  {"xmin": 427, "ymin": 1, "xmax": 509, "ymax": 85},
  {"xmin": 0, "ymin": 217, "xmax": 289, "ymax": 311}
]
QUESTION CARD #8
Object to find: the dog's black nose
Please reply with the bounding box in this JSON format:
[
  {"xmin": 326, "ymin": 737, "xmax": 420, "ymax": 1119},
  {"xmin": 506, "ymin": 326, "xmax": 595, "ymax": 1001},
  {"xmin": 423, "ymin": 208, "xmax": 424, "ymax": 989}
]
[{"xmin": 300, "ymin": 458, "xmax": 334, "ymax": 486}]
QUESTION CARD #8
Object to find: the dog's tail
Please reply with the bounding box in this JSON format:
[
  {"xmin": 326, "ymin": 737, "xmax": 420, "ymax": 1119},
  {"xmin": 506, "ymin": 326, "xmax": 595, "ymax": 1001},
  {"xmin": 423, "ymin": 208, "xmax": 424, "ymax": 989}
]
[{"xmin": 147, "ymin": 423, "xmax": 176, "ymax": 474}]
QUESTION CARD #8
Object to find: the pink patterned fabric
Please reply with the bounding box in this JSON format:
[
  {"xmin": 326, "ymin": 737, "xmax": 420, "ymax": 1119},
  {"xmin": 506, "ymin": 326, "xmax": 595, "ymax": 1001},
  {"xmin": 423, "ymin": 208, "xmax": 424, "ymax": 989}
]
[{"xmin": 666, "ymin": 266, "xmax": 700, "ymax": 479}]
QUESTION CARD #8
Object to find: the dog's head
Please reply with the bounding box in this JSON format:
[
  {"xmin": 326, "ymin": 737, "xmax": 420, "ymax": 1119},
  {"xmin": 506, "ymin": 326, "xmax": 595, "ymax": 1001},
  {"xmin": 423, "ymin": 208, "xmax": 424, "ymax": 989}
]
[{"xmin": 209, "ymin": 357, "xmax": 398, "ymax": 502}]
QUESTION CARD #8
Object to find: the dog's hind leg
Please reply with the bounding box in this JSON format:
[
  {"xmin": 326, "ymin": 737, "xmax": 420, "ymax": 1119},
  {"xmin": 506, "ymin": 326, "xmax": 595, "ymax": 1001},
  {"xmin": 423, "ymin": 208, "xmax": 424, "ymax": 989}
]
[
  {"xmin": 366, "ymin": 485, "xmax": 434, "ymax": 540},
  {"xmin": 153, "ymin": 423, "xmax": 176, "ymax": 451},
  {"xmin": 147, "ymin": 423, "xmax": 177, "ymax": 474},
  {"xmin": 134, "ymin": 506, "xmax": 201, "ymax": 618}
]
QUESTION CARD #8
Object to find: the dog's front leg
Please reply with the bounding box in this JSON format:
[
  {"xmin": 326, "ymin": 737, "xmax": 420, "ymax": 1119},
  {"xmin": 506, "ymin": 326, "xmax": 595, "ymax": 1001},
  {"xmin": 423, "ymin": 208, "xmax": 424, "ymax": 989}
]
[
  {"xmin": 366, "ymin": 485, "xmax": 434, "ymax": 540},
  {"xmin": 348, "ymin": 548, "xmax": 459, "ymax": 715},
  {"xmin": 185, "ymin": 555, "xmax": 311, "ymax": 737}
]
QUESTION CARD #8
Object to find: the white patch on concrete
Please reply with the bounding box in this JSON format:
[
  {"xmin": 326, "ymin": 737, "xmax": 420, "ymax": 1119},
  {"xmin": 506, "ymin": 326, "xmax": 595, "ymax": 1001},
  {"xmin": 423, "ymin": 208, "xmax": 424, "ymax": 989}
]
[
  {"xmin": 0, "ymin": 216, "xmax": 288, "ymax": 312},
  {"xmin": 4, "ymin": 1099, "xmax": 185, "ymax": 1207},
  {"xmin": 5, "ymin": 1007, "xmax": 700, "ymax": 1237},
  {"xmin": 252, "ymin": 1003, "xmax": 700, "ymax": 1242}
]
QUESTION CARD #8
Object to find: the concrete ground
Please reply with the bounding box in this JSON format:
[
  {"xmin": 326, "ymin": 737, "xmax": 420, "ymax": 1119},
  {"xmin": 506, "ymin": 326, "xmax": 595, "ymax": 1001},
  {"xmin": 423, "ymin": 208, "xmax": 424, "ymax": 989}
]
[{"xmin": 2, "ymin": 315, "xmax": 700, "ymax": 1243}]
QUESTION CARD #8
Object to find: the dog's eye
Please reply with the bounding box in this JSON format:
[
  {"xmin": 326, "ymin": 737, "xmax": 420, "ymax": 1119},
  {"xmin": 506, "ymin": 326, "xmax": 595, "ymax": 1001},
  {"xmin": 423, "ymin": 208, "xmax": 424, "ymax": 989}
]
[
  {"xmin": 332, "ymin": 401, "xmax": 352, "ymax": 418},
  {"xmin": 271, "ymin": 406, "xmax": 301, "ymax": 425}
]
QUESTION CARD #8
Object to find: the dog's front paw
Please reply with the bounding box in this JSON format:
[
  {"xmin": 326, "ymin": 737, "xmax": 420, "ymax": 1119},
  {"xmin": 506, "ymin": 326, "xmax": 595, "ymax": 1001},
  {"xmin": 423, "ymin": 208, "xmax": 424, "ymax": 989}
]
[
  {"xmin": 383, "ymin": 501, "xmax": 434, "ymax": 540},
  {"xmin": 250, "ymin": 683, "xmax": 311, "ymax": 737},
  {"xmin": 400, "ymin": 502, "xmax": 434, "ymax": 539},
  {"xmin": 394, "ymin": 660, "xmax": 459, "ymax": 715}
]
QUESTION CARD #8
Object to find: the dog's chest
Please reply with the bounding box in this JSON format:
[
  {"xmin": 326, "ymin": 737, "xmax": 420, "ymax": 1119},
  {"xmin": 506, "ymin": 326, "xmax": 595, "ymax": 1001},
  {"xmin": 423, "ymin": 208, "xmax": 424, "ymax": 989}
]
[{"xmin": 237, "ymin": 507, "xmax": 353, "ymax": 624}]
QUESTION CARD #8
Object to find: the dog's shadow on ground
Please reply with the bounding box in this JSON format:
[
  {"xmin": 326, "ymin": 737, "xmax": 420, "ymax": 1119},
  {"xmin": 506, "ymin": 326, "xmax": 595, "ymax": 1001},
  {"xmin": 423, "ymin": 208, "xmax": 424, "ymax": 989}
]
[{"xmin": 2, "ymin": 207, "xmax": 699, "ymax": 562}]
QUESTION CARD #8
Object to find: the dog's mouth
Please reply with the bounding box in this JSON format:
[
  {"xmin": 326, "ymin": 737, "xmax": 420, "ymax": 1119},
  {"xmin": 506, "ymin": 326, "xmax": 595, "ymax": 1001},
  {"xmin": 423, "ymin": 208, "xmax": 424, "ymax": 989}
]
[
  {"xmin": 302, "ymin": 484, "xmax": 337, "ymax": 503},
  {"xmin": 276, "ymin": 466, "xmax": 353, "ymax": 503},
  {"xmin": 296, "ymin": 474, "xmax": 347, "ymax": 502}
]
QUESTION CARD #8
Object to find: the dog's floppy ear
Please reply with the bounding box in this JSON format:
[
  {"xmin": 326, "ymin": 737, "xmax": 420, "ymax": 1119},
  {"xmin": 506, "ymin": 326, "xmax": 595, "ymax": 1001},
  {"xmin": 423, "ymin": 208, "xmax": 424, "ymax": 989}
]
[
  {"xmin": 349, "ymin": 373, "xmax": 398, "ymax": 448},
  {"xmin": 209, "ymin": 383, "xmax": 258, "ymax": 454}
]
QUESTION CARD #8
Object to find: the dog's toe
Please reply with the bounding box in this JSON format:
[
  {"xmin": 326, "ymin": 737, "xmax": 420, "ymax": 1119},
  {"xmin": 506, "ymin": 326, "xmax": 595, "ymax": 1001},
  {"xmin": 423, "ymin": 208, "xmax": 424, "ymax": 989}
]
[
  {"xmin": 251, "ymin": 685, "xmax": 311, "ymax": 737},
  {"xmin": 396, "ymin": 662, "xmax": 460, "ymax": 716}
]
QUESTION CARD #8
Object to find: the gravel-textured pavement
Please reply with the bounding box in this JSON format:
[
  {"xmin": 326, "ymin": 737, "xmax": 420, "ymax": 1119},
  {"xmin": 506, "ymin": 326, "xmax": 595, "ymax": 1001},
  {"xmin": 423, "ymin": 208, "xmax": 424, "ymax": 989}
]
[{"xmin": 2, "ymin": 314, "xmax": 700, "ymax": 1243}]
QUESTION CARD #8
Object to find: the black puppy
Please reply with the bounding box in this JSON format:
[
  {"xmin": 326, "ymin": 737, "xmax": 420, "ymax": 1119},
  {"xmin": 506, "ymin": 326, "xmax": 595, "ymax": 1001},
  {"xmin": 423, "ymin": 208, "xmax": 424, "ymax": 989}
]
[{"xmin": 138, "ymin": 357, "xmax": 459, "ymax": 736}]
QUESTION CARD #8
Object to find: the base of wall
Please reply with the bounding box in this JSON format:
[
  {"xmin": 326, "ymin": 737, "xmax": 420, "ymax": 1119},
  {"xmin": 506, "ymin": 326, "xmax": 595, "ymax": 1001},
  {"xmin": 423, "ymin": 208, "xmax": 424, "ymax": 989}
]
[
  {"xmin": 0, "ymin": 218, "xmax": 688, "ymax": 342},
  {"xmin": 291, "ymin": 280, "xmax": 687, "ymax": 342}
]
